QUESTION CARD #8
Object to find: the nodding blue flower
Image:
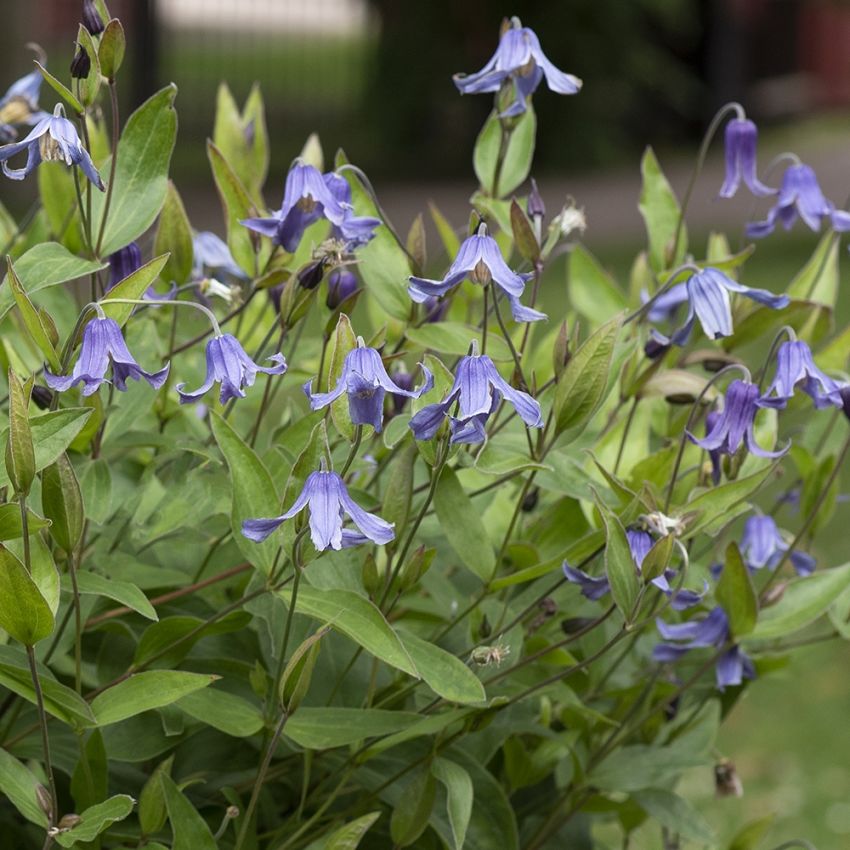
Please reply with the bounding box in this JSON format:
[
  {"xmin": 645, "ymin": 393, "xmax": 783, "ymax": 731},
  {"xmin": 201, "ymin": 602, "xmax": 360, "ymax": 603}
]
[
  {"xmin": 626, "ymin": 529, "xmax": 706, "ymax": 609},
  {"xmin": 747, "ymin": 163, "xmax": 850, "ymax": 238},
  {"xmin": 759, "ymin": 340, "xmax": 841, "ymax": 410},
  {"xmin": 704, "ymin": 410, "xmax": 723, "ymax": 485},
  {"xmin": 562, "ymin": 562, "xmax": 610, "ymax": 600},
  {"xmin": 688, "ymin": 379, "xmax": 787, "ymax": 459},
  {"xmin": 241, "ymin": 161, "xmax": 379, "ymax": 253},
  {"xmin": 739, "ymin": 515, "xmax": 815, "ymax": 576},
  {"xmin": 409, "ymin": 224, "xmax": 545, "ymax": 323},
  {"xmin": 304, "ymin": 338, "xmax": 432, "ymax": 433},
  {"xmin": 653, "ymin": 607, "xmax": 754, "ymax": 690},
  {"xmin": 642, "ymin": 282, "xmax": 688, "ymax": 324},
  {"xmin": 0, "ymin": 104, "xmax": 103, "ymax": 188},
  {"xmin": 326, "ymin": 268, "xmax": 360, "ymax": 310},
  {"xmin": 192, "ymin": 231, "xmax": 248, "ymax": 282},
  {"xmin": 44, "ymin": 316, "xmax": 169, "ymax": 396},
  {"xmin": 409, "ymin": 349, "xmax": 542, "ymax": 445},
  {"xmin": 177, "ymin": 334, "xmax": 286, "ymax": 405},
  {"xmin": 652, "ymin": 267, "xmax": 789, "ymax": 346},
  {"xmin": 0, "ymin": 66, "xmax": 43, "ymax": 127},
  {"xmin": 242, "ymin": 468, "xmax": 394, "ymax": 551},
  {"xmin": 453, "ymin": 17, "xmax": 581, "ymax": 117},
  {"xmin": 719, "ymin": 118, "xmax": 775, "ymax": 199},
  {"xmin": 626, "ymin": 529, "xmax": 653, "ymax": 567}
]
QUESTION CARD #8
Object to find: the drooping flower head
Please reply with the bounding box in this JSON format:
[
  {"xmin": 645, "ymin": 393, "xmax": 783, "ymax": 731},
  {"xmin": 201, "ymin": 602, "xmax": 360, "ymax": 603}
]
[
  {"xmin": 652, "ymin": 267, "xmax": 788, "ymax": 346},
  {"xmin": 241, "ymin": 161, "xmax": 379, "ymax": 253},
  {"xmin": 704, "ymin": 410, "xmax": 723, "ymax": 485},
  {"xmin": 0, "ymin": 103, "xmax": 103, "ymax": 188},
  {"xmin": 453, "ymin": 17, "xmax": 582, "ymax": 117},
  {"xmin": 177, "ymin": 334, "xmax": 286, "ymax": 405},
  {"xmin": 0, "ymin": 65, "xmax": 43, "ymax": 127},
  {"xmin": 409, "ymin": 348, "xmax": 542, "ymax": 445},
  {"xmin": 326, "ymin": 268, "xmax": 360, "ymax": 310},
  {"xmin": 759, "ymin": 340, "xmax": 841, "ymax": 410},
  {"xmin": 409, "ymin": 224, "xmax": 545, "ymax": 323},
  {"xmin": 304, "ymin": 338, "xmax": 433, "ymax": 433},
  {"xmin": 739, "ymin": 515, "xmax": 815, "ymax": 576},
  {"xmin": 45, "ymin": 315, "xmax": 169, "ymax": 396},
  {"xmin": 242, "ymin": 468, "xmax": 394, "ymax": 551},
  {"xmin": 747, "ymin": 163, "xmax": 850, "ymax": 238},
  {"xmin": 192, "ymin": 231, "xmax": 248, "ymax": 283},
  {"xmin": 719, "ymin": 118, "xmax": 775, "ymax": 199},
  {"xmin": 653, "ymin": 606, "xmax": 755, "ymax": 690},
  {"xmin": 688, "ymin": 379, "xmax": 786, "ymax": 459}
]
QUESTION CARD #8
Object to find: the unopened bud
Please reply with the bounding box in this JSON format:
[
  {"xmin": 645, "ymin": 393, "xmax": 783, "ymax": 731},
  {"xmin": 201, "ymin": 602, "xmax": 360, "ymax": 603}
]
[
  {"xmin": 839, "ymin": 384, "xmax": 850, "ymax": 422},
  {"xmin": 325, "ymin": 268, "xmax": 359, "ymax": 310},
  {"xmin": 297, "ymin": 259, "xmax": 325, "ymax": 291},
  {"xmin": 226, "ymin": 805, "xmax": 240, "ymax": 819},
  {"xmin": 553, "ymin": 320, "xmax": 571, "ymax": 379},
  {"xmin": 31, "ymin": 385, "xmax": 53, "ymax": 410},
  {"xmin": 527, "ymin": 178, "xmax": 545, "ymax": 219},
  {"xmin": 761, "ymin": 581, "xmax": 787, "ymax": 607},
  {"xmin": 82, "ymin": 0, "xmax": 105, "ymax": 34},
  {"xmin": 521, "ymin": 487, "xmax": 539, "ymax": 512},
  {"xmin": 58, "ymin": 814, "xmax": 82, "ymax": 830},
  {"xmin": 70, "ymin": 46, "xmax": 91, "ymax": 79},
  {"xmin": 644, "ymin": 337, "xmax": 670, "ymax": 361},
  {"xmin": 35, "ymin": 784, "xmax": 53, "ymax": 817},
  {"xmin": 422, "ymin": 296, "xmax": 448, "ymax": 323}
]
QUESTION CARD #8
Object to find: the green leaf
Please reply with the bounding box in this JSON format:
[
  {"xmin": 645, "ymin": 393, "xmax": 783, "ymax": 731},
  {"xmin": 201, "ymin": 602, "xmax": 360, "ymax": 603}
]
[
  {"xmin": 5, "ymin": 370, "xmax": 35, "ymax": 496},
  {"xmin": 133, "ymin": 613, "xmax": 249, "ymax": 667},
  {"xmin": 35, "ymin": 61, "xmax": 84, "ymax": 113},
  {"xmin": 211, "ymin": 411, "xmax": 279, "ymax": 575},
  {"xmin": 406, "ymin": 321, "xmax": 511, "ymax": 361},
  {"xmin": 100, "ymin": 254, "xmax": 170, "ymax": 326},
  {"xmin": 0, "ymin": 242, "xmax": 106, "ymax": 321},
  {"xmin": 433, "ymin": 466, "xmax": 496, "ymax": 582},
  {"xmin": 328, "ymin": 314, "xmax": 357, "ymax": 441},
  {"xmin": 75, "ymin": 571, "xmax": 157, "ymax": 620},
  {"xmin": 80, "ymin": 457, "xmax": 113, "ymax": 525},
  {"xmin": 597, "ymin": 498, "xmax": 639, "ymax": 622},
  {"xmin": 0, "ymin": 544, "xmax": 53, "ymax": 644},
  {"xmin": 277, "ymin": 585, "xmax": 417, "ymax": 677},
  {"xmin": 727, "ymin": 814, "xmax": 775, "ymax": 850},
  {"xmin": 99, "ymin": 18, "xmax": 126, "ymax": 79},
  {"xmin": 0, "ymin": 504, "xmax": 50, "ymax": 541},
  {"xmin": 304, "ymin": 812, "xmax": 381, "ymax": 850},
  {"xmin": 716, "ymin": 542, "xmax": 758, "ymax": 638},
  {"xmin": 398, "ymin": 630, "xmax": 486, "ymax": 705},
  {"xmin": 787, "ymin": 230, "xmax": 838, "ymax": 306},
  {"xmin": 639, "ymin": 146, "xmax": 686, "ymax": 272},
  {"xmin": 568, "ymin": 246, "xmax": 627, "ymax": 325},
  {"xmin": 588, "ymin": 744, "xmax": 706, "ymax": 792},
  {"xmin": 750, "ymin": 562, "xmax": 850, "ymax": 640},
  {"xmin": 207, "ymin": 139, "xmax": 261, "ymax": 278},
  {"xmin": 54, "ymin": 795, "xmax": 135, "ymax": 847},
  {"xmin": 0, "ymin": 749, "xmax": 48, "ymax": 827},
  {"xmin": 91, "ymin": 671, "xmax": 218, "ymax": 726},
  {"xmin": 429, "ymin": 202, "xmax": 460, "ymax": 259},
  {"xmin": 553, "ymin": 313, "xmax": 623, "ymax": 438},
  {"xmin": 473, "ymin": 107, "xmax": 536, "ymax": 197},
  {"xmin": 431, "ymin": 758, "xmax": 473, "ymax": 850},
  {"xmin": 391, "ymin": 767, "xmax": 437, "ymax": 847},
  {"xmin": 41, "ymin": 454, "xmax": 84, "ymax": 553},
  {"xmin": 176, "ymin": 687, "xmax": 264, "ymax": 737},
  {"xmin": 339, "ymin": 158, "xmax": 411, "ymax": 321},
  {"xmin": 154, "ymin": 181, "xmax": 194, "ymax": 285},
  {"xmin": 160, "ymin": 773, "xmax": 218, "ymax": 850},
  {"xmin": 285, "ymin": 708, "xmax": 419, "ymax": 749},
  {"xmin": 632, "ymin": 788, "xmax": 716, "ymax": 845},
  {"xmin": 7, "ymin": 259, "xmax": 61, "ymax": 370},
  {"xmin": 89, "ymin": 85, "xmax": 178, "ymax": 256},
  {"xmin": 280, "ymin": 627, "xmax": 328, "ymax": 713}
]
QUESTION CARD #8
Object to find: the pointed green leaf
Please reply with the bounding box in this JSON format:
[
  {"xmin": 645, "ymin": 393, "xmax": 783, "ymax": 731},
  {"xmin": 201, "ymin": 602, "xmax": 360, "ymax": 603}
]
[
  {"xmin": 100, "ymin": 253, "xmax": 170, "ymax": 326},
  {"xmin": 41, "ymin": 453, "xmax": 84, "ymax": 553},
  {"xmin": 398, "ymin": 630, "xmax": 486, "ymax": 705},
  {"xmin": 597, "ymin": 498, "xmax": 639, "ymax": 622},
  {"xmin": 639, "ymin": 146, "xmax": 686, "ymax": 272},
  {"xmin": 473, "ymin": 106, "xmax": 536, "ymax": 198},
  {"xmin": 54, "ymin": 795, "xmax": 135, "ymax": 847},
  {"xmin": 0, "ymin": 544, "xmax": 53, "ymax": 644},
  {"xmin": 7, "ymin": 259, "xmax": 61, "ymax": 370},
  {"xmin": 5, "ymin": 370, "xmax": 35, "ymax": 496},
  {"xmin": 160, "ymin": 773, "xmax": 218, "ymax": 850},
  {"xmin": 716, "ymin": 542, "xmax": 758, "ymax": 637},
  {"xmin": 304, "ymin": 812, "xmax": 381, "ymax": 850},
  {"xmin": 0, "ymin": 749, "xmax": 48, "ymax": 827},
  {"xmin": 431, "ymin": 758, "xmax": 473, "ymax": 850},
  {"xmin": 284, "ymin": 708, "xmax": 418, "ymax": 749},
  {"xmin": 154, "ymin": 181, "xmax": 194, "ymax": 285},
  {"xmin": 176, "ymin": 687, "xmax": 264, "ymax": 737},
  {"xmin": 74, "ymin": 571, "xmax": 157, "ymax": 620}
]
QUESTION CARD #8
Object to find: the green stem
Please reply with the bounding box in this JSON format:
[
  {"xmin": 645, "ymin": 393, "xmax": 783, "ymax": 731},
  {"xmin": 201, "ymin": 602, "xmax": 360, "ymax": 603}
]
[
  {"xmin": 95, "ymin": 81, "xmax": 120, "ymax": 258},
  {"xmin": 491, "ymin": 122, "xmax": 512, "ymax": 199},
  {"xmin": 26, "ymin": 645, "xmax": 57, "ymax": 828},
  {"xmin": 613, "ymin": 397, "xmax": 639, "ymax": 476},
  {"xmin": 68, "ymin": 550, "xmax": 83, "ymax": 693}
]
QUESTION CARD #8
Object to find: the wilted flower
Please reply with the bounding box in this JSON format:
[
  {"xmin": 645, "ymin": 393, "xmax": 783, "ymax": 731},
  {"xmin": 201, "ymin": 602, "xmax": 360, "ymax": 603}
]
[
  {"xmin": 242, "ymin": 468, "xmax": 394, "ymax": 551},
  {"xmin": 304, "ymin": 338, "xmax": 432, "ymax": 433},
  {"xmin": 719, "ymin": 118, "xmax": 775, "ymax": 199},
  {"xmin": 652, "ymin": 267, "xmax": 789, "ymax": 346},
  {"xmin": 409, "ymin": 349, "xmax": 542, "ymax": 444},
  {"xmin": 759, "ymin": 340, "xmax": 841, "ymax": 409},
  {"xmin": 688, "ymin": 379, "xmax": 786, "ymax": 459},
  {"xmin": 551, "ymin": 201, "xmax": 586, "ymax": 239},
  {"xmin": 739, "ymin": 514, "xmax": 815, "ymax": 576},
  {"xmin": 177, "ymin": 334, "xmax": 286, "ymax": 404},
  {"xmin": 0, "ymin": 104, "xmax": 103, "ymax": 188},
  {"xmin": 654, "ymin": 606, "xmax": 755, "ymax": 690},
  {"xmin": 326, "ymin": 268, "xmax": 359, "ymax": 310},
  {"xmin": 453, "ymin": 17, "xmax": 581, "ymax": 117},
  {"xmin": 241, "ymin": 161, "xmax": 379, "ymax": 253},
  {"xmin": 45, "ymin": 315, "xmax": 169, "ymax": 396},
  {"xmin": 747, "ymin": 163, "xmax": 850, "ymax": 238},
  {"xmin": 409, "ymin": 224, "xmax": 545, "ymax": 323}
]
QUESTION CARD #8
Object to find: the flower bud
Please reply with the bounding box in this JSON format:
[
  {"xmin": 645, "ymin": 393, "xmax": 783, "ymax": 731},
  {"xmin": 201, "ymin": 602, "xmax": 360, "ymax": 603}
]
[
  {"xmin": 268, "ymin": 283, "xmax": 283, "ymax": 315},
  {"xmin": 325, "ymin": 268, "xmax": 359, "ymax": 310},
  {"xmin": 58, "ymin": 814, "xmax": 82, "ymax": 830},
  {"xmin": 70, "ymin": 46, "xmax": 91, "ymax": 80},
  {"xmin": 644, "ymin": 337, "xmax": 670, "ymax": 360},
  {"xmin": 527, "ymin": 178, "xmax": 545, "ymax": 219},
  {"xmin": 521, "ymin": 487, "xmax": 539, "ymax": 512},
  {"xmin": 82, "ymin": 0, "xmax": 105, "ymax": 34},
  {"xmin": 297, "ymin": 259, "xmax": 325, "ymax": 291},
  {"xmin": 31, "ymin": 385, "xmax": 53, "ymax": 410},
  {"xmin": 108, "ymin": 242, "xmax": 142, "ymax": 289},
  {"xmin": 422, "ymin": 296, "xmax": 448, "ymax": 323},
  {"xmin": 35, "ymin": 784, "xmax": 53, "ymax": 818},
  {"xmin": 839, "ymin": 384, "xmax": 850, "ymax": 421}
]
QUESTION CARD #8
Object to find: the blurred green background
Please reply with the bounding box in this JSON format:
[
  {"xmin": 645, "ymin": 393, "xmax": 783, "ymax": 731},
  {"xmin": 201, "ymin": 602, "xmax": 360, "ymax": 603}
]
[{"xmin": 3, "ymin": 1, "xmax": 850, "ymax": 846}]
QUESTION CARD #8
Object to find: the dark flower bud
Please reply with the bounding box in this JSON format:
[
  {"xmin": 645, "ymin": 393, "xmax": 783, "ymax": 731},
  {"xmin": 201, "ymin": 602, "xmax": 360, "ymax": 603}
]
[
  {"xmin": 644, "ymin": 337, "xmax": 670, "ymax": 360},
  {"xmin": 527, "ymin": 178, "xmax": 545, "ymax": 219},
  {"xmin": 423, "ymin": 296, "xmax": 448, "ymax": 323},
  {"xmin": 82, "ymin": 0, "xmax": 105, "ymax": 34},
  {"xmin": 389, "ymin": 371, "xmax": 414, "ymax": 417},
  {"xmin": 326, "ymin": 268, "xmax": 359, "ymax": 310},
  {"xmin": 297, "ymin": 259, "xmax": 325, "ymax": 291},
  {"xmin": 70, "ymin": 46, "xmax": 91, "ymax": 80},
  {"xmin": 839, "ymin": 384, "xmax": 850, "ymax": 421},
  {"xmin": 31, "ymin": 385, "xmax": 53, "ymax": 410},
  {"xmin": 268, "ymin": 283, "xmax": 283, "ymax": 315},
  {"xmin": 521, "ymin": 486, "xmax": 539, "ymax": 512},
  {"xmin": 108, "ymin": 242, "xmax": 142, "ymax": 290}
]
